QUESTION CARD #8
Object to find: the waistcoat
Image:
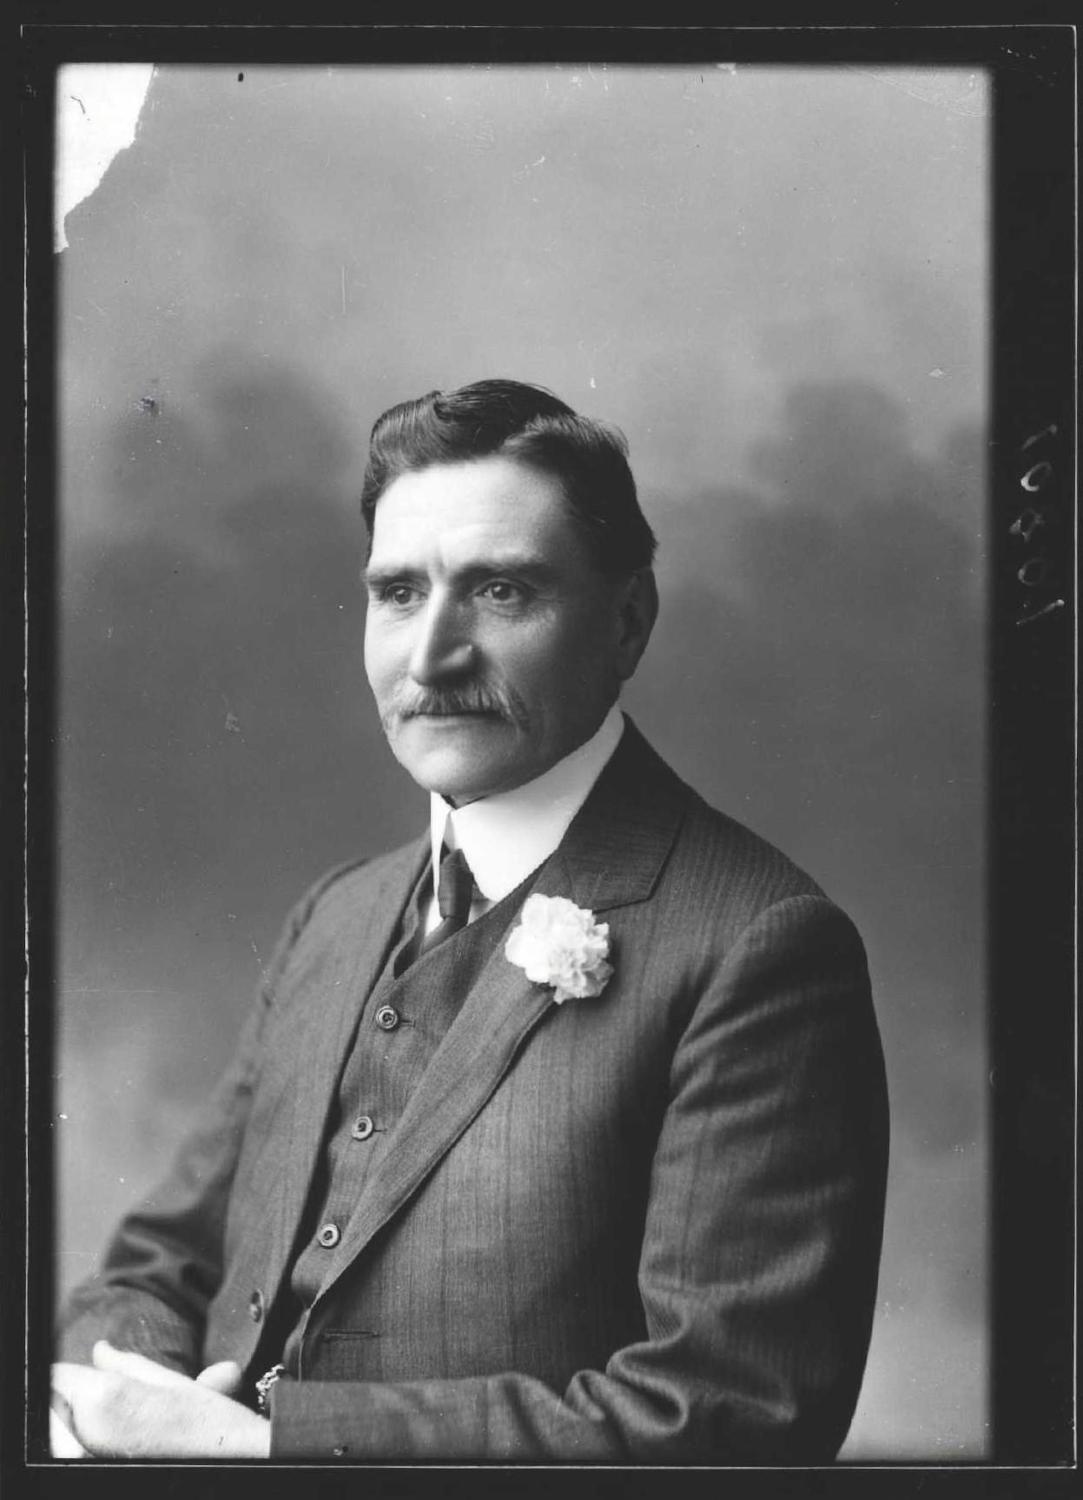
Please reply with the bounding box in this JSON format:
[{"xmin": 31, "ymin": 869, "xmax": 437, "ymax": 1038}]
[{"xmin": 269, "ymin": 859, "xmax": 532, "ymax": 1376}]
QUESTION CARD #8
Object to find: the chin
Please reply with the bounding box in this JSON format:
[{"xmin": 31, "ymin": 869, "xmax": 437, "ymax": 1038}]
[
  {"xmin": 390, "ymin": 718, "xmax": 526, "ymax": 800},
  {"xmin": 395, "ymin": 745, "xmax": 487, "ymax": 801},
  {"xmin": 401, "ymin": 746, "xmax": 535, "ymax": 804}
]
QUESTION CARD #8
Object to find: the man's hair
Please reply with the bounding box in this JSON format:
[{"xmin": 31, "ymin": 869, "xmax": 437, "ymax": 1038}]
[{"xmin": 360, "ymin": 378, "xmax": 657, "ymax": 575}]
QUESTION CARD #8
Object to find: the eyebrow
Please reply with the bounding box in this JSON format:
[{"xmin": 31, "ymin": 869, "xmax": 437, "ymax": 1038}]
[
  {"xmin": 362, "ymin": 565, "xmax": 423, "ymax": 592},
  {"xmin": 363, "ymin": 556, "xmax": 559, "ymax": 591}
]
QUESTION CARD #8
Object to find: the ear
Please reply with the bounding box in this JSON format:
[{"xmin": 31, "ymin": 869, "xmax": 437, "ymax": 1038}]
[{"xmin": 614, "ymin": 568, "xmax": 659, "ymax": 682}]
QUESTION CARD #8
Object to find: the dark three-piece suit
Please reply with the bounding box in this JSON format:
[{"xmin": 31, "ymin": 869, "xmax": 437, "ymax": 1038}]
[{"xmin": 59, "ymin": 719, "xmax": 889, "ymax": 1462}]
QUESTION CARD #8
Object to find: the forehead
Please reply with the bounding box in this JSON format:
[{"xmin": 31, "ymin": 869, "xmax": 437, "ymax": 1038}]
[{"xmin": 369, "ymin": 458, "xmax": 581, "ymax": 567}]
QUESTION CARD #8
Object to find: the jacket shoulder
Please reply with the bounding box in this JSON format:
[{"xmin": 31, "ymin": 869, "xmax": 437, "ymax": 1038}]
[
  {"xmin": 301, "ymin": 838, "xmax": 425, "ymax": 918},
  {"xmin": 263, "ymin": 836, "xmax": 425, "ymax": 985},
  {"xmin": 634, "ymin": 733, "xmax": 842, "ymax": 941},
  {"xmin": 683, "ymin": 791, "xmax": 826, "ymax": 896}
]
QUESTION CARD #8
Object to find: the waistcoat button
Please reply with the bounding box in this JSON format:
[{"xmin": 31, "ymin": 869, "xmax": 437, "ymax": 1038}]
[
  {"xmin": 317, "ymin": 1222, "xmax": 341, "ymax": 1248},
  {"xmin": 248, "ymin": 1289, "xmax": 264, "ymax": 1322},
  {"xmin": 351, "ymin": 1114, "xmax": 375, "ymax": 1141},
  {"xmin": 374, "ymin": 1005, "xmax": 400, "ymax": 1032}
]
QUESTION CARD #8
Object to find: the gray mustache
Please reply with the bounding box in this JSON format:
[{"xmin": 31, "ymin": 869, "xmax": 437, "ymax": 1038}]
[{"xmin": 390, "ymin": 686, "xmax": 528, "ymax": 726}]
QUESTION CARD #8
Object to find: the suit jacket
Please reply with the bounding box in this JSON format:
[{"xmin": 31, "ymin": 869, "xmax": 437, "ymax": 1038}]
[{"xmin": 58, "ymin": 719, "xmax": 889, "ymax": 1463}]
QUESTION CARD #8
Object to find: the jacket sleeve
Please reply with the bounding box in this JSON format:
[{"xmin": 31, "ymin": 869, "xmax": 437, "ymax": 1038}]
[
  {"xmin": 269, "ymin": 895, "xmax": 890, "ymax": 1463},
  {"xmin": 54, "ymin": 873, "xmax": 345, "ymax": 1373}
]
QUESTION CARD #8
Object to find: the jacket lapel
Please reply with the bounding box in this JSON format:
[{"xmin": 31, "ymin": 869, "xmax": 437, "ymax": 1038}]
[
  {"xmin": 312, "ymin": 717, "xmax": 690, "ymax": 1305},
  {"xmin": 551, "ymin": 717, "xmax": 691, "ymax": 915}
]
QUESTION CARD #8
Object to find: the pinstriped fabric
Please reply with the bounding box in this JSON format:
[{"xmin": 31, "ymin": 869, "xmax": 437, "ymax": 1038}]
[
  {"xmin": 278, "ymin": 865, "xmax": 538, "ymax": 1373},
  {"xmin": 57, "ymin": 719, "xmax": 888, "ymax": 1463}
]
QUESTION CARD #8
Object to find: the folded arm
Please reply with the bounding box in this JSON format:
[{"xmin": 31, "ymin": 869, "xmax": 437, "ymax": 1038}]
[{"xmin": 55, "ymin": 892, "xmax": 887, "ymax": 1462}]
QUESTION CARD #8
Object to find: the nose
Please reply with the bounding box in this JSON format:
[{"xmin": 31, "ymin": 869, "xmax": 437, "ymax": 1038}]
[{"xmin": 407, "ymin": 592, "xmax": 475, "ymax": 685}]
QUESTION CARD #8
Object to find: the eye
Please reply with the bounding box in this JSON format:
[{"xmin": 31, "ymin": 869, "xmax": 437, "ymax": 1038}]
[
  {"xmin": 479, "ymin": 579, "xmax": 526, "ymax": 605},
  {"xmin": 379, "ymin": 582, "xmax": 419, "ymax": 608}
]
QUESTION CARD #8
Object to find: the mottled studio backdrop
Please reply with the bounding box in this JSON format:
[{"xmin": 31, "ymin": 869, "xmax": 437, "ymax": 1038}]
[{"xmin": 54, "ymin": 64, "xmax": 989, "ymax": 1458}]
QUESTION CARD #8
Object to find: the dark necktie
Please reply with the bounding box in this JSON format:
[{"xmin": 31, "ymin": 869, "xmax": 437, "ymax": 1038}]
[{"xmin": 417, "ymin": 846, "xmax": 477, "ymax": 958}]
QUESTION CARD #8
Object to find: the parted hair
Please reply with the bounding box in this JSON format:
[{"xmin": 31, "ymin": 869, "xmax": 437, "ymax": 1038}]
[{"xmin": 360, "ymin": 379, "xmax": 657, "ymax": 575}]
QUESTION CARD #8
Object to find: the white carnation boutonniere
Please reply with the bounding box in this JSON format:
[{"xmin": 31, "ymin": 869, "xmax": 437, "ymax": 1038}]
[{"xmin": 505, "ymin": 894, "xmax": 613, "ymax": 1004}]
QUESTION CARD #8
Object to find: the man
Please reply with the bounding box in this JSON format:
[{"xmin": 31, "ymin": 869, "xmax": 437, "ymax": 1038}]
[{"xmin": 53, "ymin": 379, "xmax": 889, "ymax": 1462}]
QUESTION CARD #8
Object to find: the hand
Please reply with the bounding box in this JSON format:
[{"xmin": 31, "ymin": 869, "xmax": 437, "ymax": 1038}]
[
  {"xmin": 50, "ymin": 1341, "xmax": 272, "ymax": 1459},
  {"xmin": 91, "ymin": 1340, "xmax": 246, "ymax": 1395},
  {"xmin": 50, "ymin": 1406, "xmax": 87, "ymax": 1458}
]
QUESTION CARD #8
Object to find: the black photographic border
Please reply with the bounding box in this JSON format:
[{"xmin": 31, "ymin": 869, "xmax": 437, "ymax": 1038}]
[{"xmin": 7, "ymin": 16, "xmax": 1077, "ymax": 1498}]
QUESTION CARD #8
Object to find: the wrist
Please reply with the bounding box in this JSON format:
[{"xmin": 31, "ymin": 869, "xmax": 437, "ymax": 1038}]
[{"xmin": 229, "ymin": 1409, "xmax": 272, "ymax": 1459}]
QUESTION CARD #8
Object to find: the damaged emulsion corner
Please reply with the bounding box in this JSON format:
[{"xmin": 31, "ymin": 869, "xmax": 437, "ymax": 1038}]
[
  {"xmin": 54, "ymin": 63, "xmax": 157, "ymax": 254},
  {"xmin": 56, "ymin": 65, "xmax": 164, "ymax": 436}
]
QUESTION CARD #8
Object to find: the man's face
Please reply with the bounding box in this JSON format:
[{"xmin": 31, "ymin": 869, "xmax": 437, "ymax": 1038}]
[{"xmin": 363, "ymin": 456, "xmax": 643, "ymax": 804}]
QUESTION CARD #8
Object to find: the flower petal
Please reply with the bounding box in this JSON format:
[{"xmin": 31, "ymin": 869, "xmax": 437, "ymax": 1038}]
[{"xmin": 505, "ymin": 894, "xmax": 613, "ymax": 1003}]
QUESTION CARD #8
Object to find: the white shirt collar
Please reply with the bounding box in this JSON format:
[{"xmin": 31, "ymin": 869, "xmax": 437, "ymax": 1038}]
[{"xmin": 428, "ymin": 705, "xmax": 625, "ymax": 905}]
